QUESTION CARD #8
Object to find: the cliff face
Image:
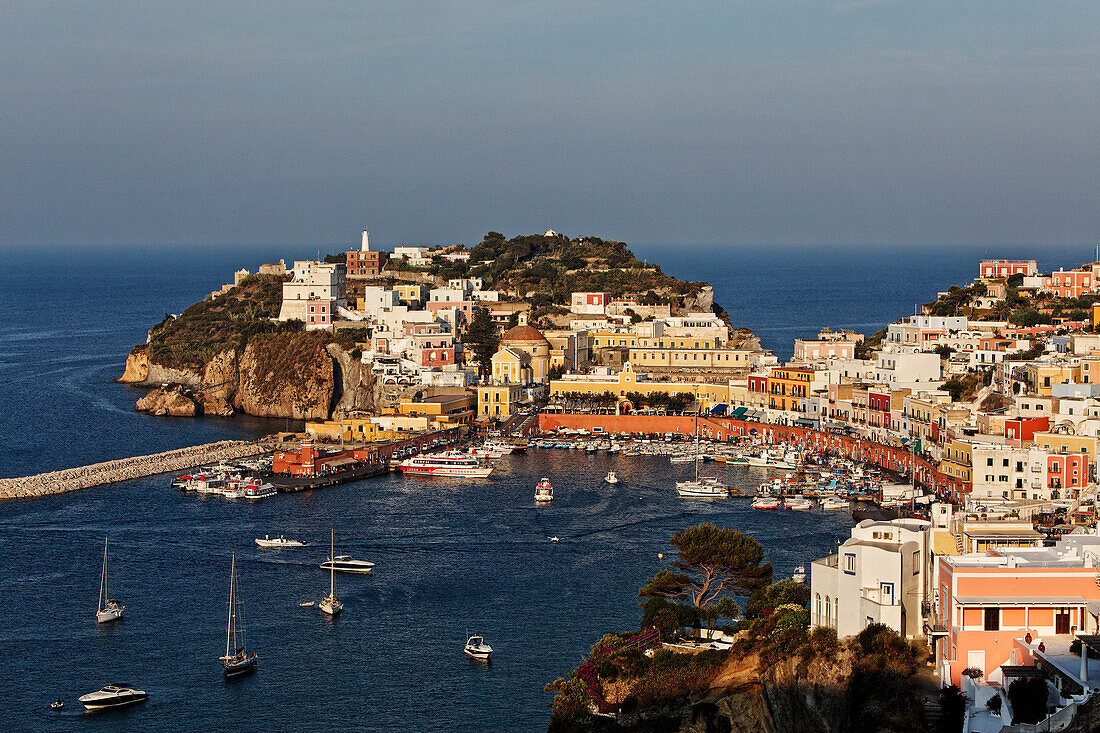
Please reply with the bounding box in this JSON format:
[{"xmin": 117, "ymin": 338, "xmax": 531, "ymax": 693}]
[
  {"xmin": 554, "ymin": 650, "xmax": 864, "ymax": 733},
  {"xmin": 124, "ymin": 335, "xmax": 371, "ymax": 421},
  {"xmin": 234, "ymin": 333, "xmax": 336, "ymax": 420},
  {"xmin": 119, "ymin": 350, "xmax": 203, "ymax": 387}
]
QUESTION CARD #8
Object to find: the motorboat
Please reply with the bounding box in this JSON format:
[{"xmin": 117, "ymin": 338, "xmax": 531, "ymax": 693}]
[
  {"xmin": 397, "ymin": 452, "xmax": 494, "ymax": 478},
  {"xmin": 676, "ymin": 481, "xmax": 728, "ymax": 498},
  {"xmin": 50, "ymin": 700, "xmax": 63, "ymax": 710},
  {"xmin": 320, "ymin": 555, "xmax": 375, "ymax": 574},
  {"xmin": 299, "ymin": 601, "xmax": 316, "ymax": 608},
  {"xmin": 785, "ymin": 497, "xmax": 814, "ymax": 511},
  {"xmin": 255, "ymin": 535, "xmax": 307, "ymax": 548},
  {"xmin": 78, "ymin": 685, "xmax": 147, "ymax": 711},
  {"xmin": 604, "ymin": 471, "xmax": 619, "ymax": 485},
  {"xmin": 820, "ymin": 496, "xmax": 849, "ymax": 511},
  {"xmin": 96, "ymin": 537, "xmax": 125, "ymax": 624},
  {"xmin": 534, "ymin": 477, "xmax": 554, "ymax": 503},
  {"xmin": 791, "ymin": 565, "xmax": 807, "ymax": 583},
  {"xmin": 242, "ymin": 480, "xmax": 276, "ymax": 500},
  {"xmin": 751, "ymin": 496, "xmax": 781, "ymax": 510},
  {"xmin": 464, "ymin": 634, "xmax": 493, "ymax": 662},
  {"xmin": 219, "ymin": 553, "xmax": 258, "ymax": 679}
]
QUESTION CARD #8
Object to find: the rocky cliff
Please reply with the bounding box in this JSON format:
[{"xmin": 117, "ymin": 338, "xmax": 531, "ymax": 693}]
[{"xmin": 122, "ymin": 335, "xmax": 369, "ymax": 421}]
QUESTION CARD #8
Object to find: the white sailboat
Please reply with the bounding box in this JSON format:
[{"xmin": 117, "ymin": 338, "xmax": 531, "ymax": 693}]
[
  {"xmin": 219, "ymin": 552, "xmax": 257, "ymax": 678},
  {"xmin": 96, "ymin": 537, "xmax": 125, "ymax": 624},
  {"xmin": 319, "ymin": 530, "xmax": 343, "ymax": 617},
  {"xmin": 676, "ymin": 412, "xmax": 727, "ymax": 498}
]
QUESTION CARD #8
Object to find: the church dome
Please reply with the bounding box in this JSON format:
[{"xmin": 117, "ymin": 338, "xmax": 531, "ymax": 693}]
[{"xmin": 501, "ymin": 324, "xmax": 549, "ymax": 343}]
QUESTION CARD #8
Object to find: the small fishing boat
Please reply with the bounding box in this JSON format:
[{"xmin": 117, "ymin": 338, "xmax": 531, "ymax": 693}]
[
  {"xmin": 50, "ymin": 700, "xmax": 63, "ymax": 710},
  {"xmin": 319, "ymin": 531, "xmax": 344, "ymax": 617},
  {"xmin": 78, "ymin": 685, "xmax": 147, "ymax": 711},
  {"xmin": 751, "ymin": 496, "xmax": 781, "ymax": 510},
  {"xmin": 534, "ymin": 477, "xmax": 554, "ymax": 502},
  {"xmin": 604, "ymin": 471, "xmax": 619, "ymax": 484},
  {"xmin": 820, "ymin": 496, "xmax": 849, "ymax": 511},
  {"xmin": 255, "ymin": 535, "xmax": 308, "ymax": 548},
  {"xmin": 299, "ymin": 601, "xmax": 316, "ymax": 608},
  {"xmin": 464, "ymin": 634, "xmax": 493, "ymax": 662},
  {"xmin": 785, "ymin": 497, "xmax": 813, "ymax": 511},
  {"xmin": 219, "ymin": 552, "xmax": 258, "ymax": 679},
  {"xmin": 96, "ymin": 537, "xmax": 125, "ymax": 624}
]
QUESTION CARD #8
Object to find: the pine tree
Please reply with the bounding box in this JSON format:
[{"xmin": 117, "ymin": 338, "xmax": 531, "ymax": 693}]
[{"xmin": 464, "ymin": 306, "xmax": 500, "ymax": 379}]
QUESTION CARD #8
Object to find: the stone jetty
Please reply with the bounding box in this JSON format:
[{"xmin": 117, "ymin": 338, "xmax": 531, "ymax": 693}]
[{"xmin": 0, "ymin": 440, "xmax": 266, "ymax": 500}]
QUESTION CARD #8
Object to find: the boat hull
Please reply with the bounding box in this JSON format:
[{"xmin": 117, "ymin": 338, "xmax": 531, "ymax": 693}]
[
  {"xmin": 398, "ymin": 466, "xmax": 493, "ymax": 478},
  {"xmin": 79, "ymin": 691, "xmax": 147, "ymax": 710},
  {"xmin": 222, "ymin": 653, "xmax": 258, "ymax": 679}
]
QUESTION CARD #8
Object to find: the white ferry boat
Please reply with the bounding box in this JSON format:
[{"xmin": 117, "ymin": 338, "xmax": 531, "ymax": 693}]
[{"xmin": 397, "ymin": 452, "xmax": 494, "ymax": 478}]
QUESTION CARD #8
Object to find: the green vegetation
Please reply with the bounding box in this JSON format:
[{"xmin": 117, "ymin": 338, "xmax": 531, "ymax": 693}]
[
  {"xmin": 462, "ymin": 306, "xmax": 499, "ymax": 379},
  {"xmin": 856, "ymin": 328, "xmax": 887, "ymax": 359},
  {"xmin": 548, "ymin": 525, "xmax": 929, "ymax": 731},
  {"xmin": 460, "ymin": 231, "xmax": 708, "ymax": 306},
  {"xmin": 639, "ymin": 523, "xmax": 772, "ymax": 609},
  {"xmin": 137, "ymin": 274, "xmax": 301, "ymax": 371},
  {"xmin": 1007, "ymin": 676, "xmax": 1048, "ymax": 725}
]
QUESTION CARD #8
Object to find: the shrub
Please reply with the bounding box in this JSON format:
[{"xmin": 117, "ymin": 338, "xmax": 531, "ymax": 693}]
[
  {"xmin": 1008, "ymin": 677, "xmax": 1049, "ymax": 725},
  {"xmin": 986, "ymin": 694, "xmax": 1002, "ymax": 716},
  {"xmin": 545, "ymin": 672, "xmax": 591, "ymax": 724},
  {"xmin": 937, "ymin": 685, "xmax": 967, "ymax": 733}
]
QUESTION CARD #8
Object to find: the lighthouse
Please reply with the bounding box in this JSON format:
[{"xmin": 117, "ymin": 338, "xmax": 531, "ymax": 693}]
[{"xmin": 361, "ymin": 230, "xmax": 370, "ymax": 251}]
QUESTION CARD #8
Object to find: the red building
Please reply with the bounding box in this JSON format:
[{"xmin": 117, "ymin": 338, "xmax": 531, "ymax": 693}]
[
  {"xmin": 1048, "ymin": 453, "xmax": 1087, "ymax": 492},
  {"xmin": 1004, "ymin": 416, "xmax": 1049, "ymax": 445},
  {"xmin": 1048, "ymin": 270, "xmax": 1094, "ymax": 299},
  {"xmin": 979, "ymin": 259, "xmax": 1036, "ymax": 279},
  {"xmin": 273, "ymin": 439, "xmax": 378, "ymax": 477},
  {"xmin": 346, "ymin": 250, "xmax": 388, "ymax": 277}
]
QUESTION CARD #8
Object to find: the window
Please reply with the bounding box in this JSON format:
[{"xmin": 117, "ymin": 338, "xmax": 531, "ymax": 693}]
[
  {"xmin": 984, "ymin": 607, "xmax": 999, "ymax": 631},
  {"xmin": 913, "ymin": 550, "xmax": 920, "ymax": 574},
  {"xmin": 844, "ymin": 554, "xmax": 856, "ymax": 574}
]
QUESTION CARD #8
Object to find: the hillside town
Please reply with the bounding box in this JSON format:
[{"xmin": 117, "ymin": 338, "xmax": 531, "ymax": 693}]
[{"xmin": 168, "ymin": 238, "xmax": 1100, "ymax": 728}]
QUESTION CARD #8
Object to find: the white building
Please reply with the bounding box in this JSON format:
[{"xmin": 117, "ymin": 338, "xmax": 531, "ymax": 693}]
[
  {"xmin": 810, "ymin": 518, "xmax": 932, "ymax": 639},
  {"xmin": 358, "ymin": 286, "xmax": 401, "ymax": 316},
  {"xmin": 277, "ymin": 260, "xmax": 347, "ymax": 323},
  {"xmin": 875, "ymin": 352, "xmax": 942, "ymax": 384}
]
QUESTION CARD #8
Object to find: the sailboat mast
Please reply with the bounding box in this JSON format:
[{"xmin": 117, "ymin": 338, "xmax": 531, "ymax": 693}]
[
  {"xmin": 329, "ymin": 530, "xmax": 335, "ymax": 597},
  {"xmin": 99, "ymin": 537, "xmax": 108, "ymax": 611},
  {"xmin": 226, "ymin": 553, "xmax": 235, "ymax": 657}
]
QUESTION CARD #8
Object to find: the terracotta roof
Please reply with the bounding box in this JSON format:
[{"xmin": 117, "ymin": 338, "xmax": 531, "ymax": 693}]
[{"xmin": 501, "ymin": 324, "xmax": 548, "ymax": 343}]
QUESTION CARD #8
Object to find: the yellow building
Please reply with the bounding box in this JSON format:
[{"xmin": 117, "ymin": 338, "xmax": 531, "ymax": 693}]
[
  {"xmin": 549, "ymin": 362, "xmax": 731, "ymax": 409},
  {"xmin": 305, "ymin": 418, "xmax": 396, "ymax": 443},
  {"xmin": 626, "ymin": 346, "xmax": 759, "ymax": 371},
  {"xmin": 394, "ymin": 283, "xmax": 429, "ymax": 305},
  {"xmin": 1024, "ymin": 363, "xmax": 1076, "ymax": 395},
  {"xmin": 767, "ymin": 367, "xmax": 813, "ymax": 411},
  {"xmin": 939, "ymin": 439, "xmax": 973, "ymax": 483},
  {"xmin": 1033, "ymin": 432, "xmax": 1098, "ymax": 460},
  {"xmin": 495, "ymin": 316, "xmax": 550, "ymax": 384},
  {"xmin": 477, "ymin": 383, "xmax": 524, "ymax": 419},
  {"xmin": 398, "ymin": 393, "xmax": 475, "ymax": 424}
]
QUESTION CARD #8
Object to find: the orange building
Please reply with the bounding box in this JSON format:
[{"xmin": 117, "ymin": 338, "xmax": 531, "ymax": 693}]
[{"xmin": 935, "ymin": 538, "xmax": 1100, "ymax": 687}]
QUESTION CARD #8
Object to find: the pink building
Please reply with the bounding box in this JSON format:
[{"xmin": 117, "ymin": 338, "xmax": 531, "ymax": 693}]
[
  {"xmin": 304, "ymin": 299, "xmax": 336, "ymax": 325},
  {"xmin": 1047, "ymin": 453, "xmax": 1087, "ymax": 492},
  {"xmin": 979, "ymin": 259, "xmax": 1037, "ymax": 279},
  {"xmin": 793, "ymin": 338, "xmax": 856, "ymax": 360},
  {"xmin": 935, "ymin": 538, "xmax": 1100, "ymax": 687}
]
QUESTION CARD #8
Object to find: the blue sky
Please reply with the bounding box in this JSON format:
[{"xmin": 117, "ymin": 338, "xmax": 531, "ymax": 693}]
[{"xmin": 1, "ymin": 1, "xmax": 1098, "ymax": 248}]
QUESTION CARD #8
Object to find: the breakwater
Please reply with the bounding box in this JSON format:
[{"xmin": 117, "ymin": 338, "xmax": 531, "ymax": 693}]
[{"xmin": 0, "ymin": 440, "xmax": 265, "ymax": 500}]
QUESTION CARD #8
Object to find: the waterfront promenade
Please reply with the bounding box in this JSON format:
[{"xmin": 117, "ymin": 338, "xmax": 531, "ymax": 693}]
[
  {"xmin": 538, "ymin": 413, "xmax": 969, "ymax": 498},
  {"xmin": 0, "ymin": 440, "xmax": 265, "ymax": 500}
]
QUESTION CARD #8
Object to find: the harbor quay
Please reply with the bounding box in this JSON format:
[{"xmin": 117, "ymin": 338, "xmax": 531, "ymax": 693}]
[
  {"xmin": 0, "ymin": 440, "xmax": 265, "ymax": 501},
  {"xmin": 537, "ymin": 413, "xmax": 968, "ymax": 499}
]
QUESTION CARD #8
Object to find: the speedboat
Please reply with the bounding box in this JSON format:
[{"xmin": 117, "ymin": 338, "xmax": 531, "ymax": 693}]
[
  {"xmin": 604, "ymin": 471, "xmax": 619, "ymax": 484},
  {"xmin": 78, "ymin": 684, "xmax": 147, "ymax": 711},
  {"xmin": 751, "ymin": 496, "xmax": 781, "ymax": 510},
  {"xmin": 464, "ymin": 634, "xmax": 493, "ymax": 662},
  {"xmin": 792, "ymin": 565, "xmax": 807, "ymax": 583},
  {"xmin": 255, "ymin": 535, "xmax": 308, "ymax": 548},
  {"xmin": 534, "ymin": 477, "xmax": 554, "ymax": 502},
  {"xmin": 319, "ymin": 555, "xmax": 375, "ymax": 574}
]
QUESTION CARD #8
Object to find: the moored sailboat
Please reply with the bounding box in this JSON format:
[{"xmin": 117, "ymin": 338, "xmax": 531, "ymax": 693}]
[
  {"xmin": 319, "ymin": 530, "xmax": 343, "ymax": 617},
  {"xmin": 96, "ymin": 537, "xmax": 125, "ymax": 624},
  {"xmin": 219, "ymin": 552, "xmax": 257, "ymax": 679}
]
